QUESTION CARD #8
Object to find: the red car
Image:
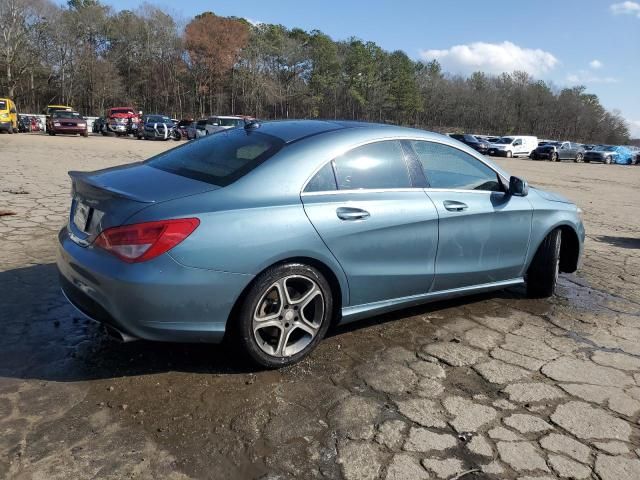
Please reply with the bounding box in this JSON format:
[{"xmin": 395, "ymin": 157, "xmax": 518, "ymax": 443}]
[
  {"xmin": 48, "ymin": 111, "xmax": 88, "ymax": 137},
  {"xmin": 105, "ymin": 106, "xmax": 140, "ymax": 136}
]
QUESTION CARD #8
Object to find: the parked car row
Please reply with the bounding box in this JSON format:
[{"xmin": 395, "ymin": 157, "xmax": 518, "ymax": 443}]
[{"xmin": 448, "ymin": 132, "xmax": 640, "ymax": 165}]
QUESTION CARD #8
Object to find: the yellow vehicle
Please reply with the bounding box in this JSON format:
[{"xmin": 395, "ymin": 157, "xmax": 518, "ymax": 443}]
[
  {"xmin": 0, "ymin": 98, "xmax": 18, "ymax": 134},
  {"xmin": 44, "ymin": 104, "xmax": 73, "ymax": 132}
]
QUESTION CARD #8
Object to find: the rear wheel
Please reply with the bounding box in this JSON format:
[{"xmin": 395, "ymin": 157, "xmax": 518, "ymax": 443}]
[
  {"xmin": 551, "ymin": 152, "xmax": 559, "ymax": 162},
  {"xmin": 238, "ymin": 263, "xmax": 333, "ymax": 368},
  {"xmin": 527, "ymin": 229, "xmax": 561, "ymax": 298},
  {"xmin": 605, "ymin": 156, "xmax": 612, "ymax": 164},
  {"xmin": 574, "ymin": 153, "xmax": 583, "ymax": 163}
]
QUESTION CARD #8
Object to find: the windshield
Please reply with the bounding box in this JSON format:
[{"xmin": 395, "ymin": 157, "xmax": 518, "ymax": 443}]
[
  {"xmin": 146, "ymin": 115, "xmax": 171, "ymax": 123},
  {"xmin": 147, "ymin": 128, "xmax": 285, "ymax": 186},
  {"xmin": 495, "ymin": 137, "xmax": 514, "ymax": 144},
  {"xmin": 0, "ymin": 100, "xmax": 6, "ymax": 110},
  {"xmin": 604, "ymin": 146, "xmax": 617, "ymax": 151},
  {"xmin": 217, "ymin": 118, "xmax": 244, "ymax": 127},
  {"xmin": 53, "ymin": 111, "xmax": 81, "ymax": 119}
]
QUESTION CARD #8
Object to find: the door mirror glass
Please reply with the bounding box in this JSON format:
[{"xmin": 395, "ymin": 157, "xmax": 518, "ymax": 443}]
[{"xmin": 509, "ymin": 176, "xmax": 528, "ymax": 196}]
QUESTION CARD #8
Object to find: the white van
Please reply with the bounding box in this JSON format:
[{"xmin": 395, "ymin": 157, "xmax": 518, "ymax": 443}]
[{"xmin": 488, "ymin": 136, "xmax": 538, "ymax": 158}]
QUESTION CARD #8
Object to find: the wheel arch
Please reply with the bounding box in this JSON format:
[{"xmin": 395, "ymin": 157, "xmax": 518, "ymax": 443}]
[
  {"xmin": 526, "ymin": 222, "xmax": 581, "ymax": 274},
  {"xmin": 226, "ymin": 256, "xmax": 346, "ymax": 336}
]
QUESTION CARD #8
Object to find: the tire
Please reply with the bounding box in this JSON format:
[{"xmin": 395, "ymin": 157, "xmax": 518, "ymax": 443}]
[
  {"xmin": 551, "ymin": 152, "xmax": 559, "ymax": 162},
  {"xmin": 605, "ymin": 156, "xmax": 612, "ymax": 165},
  {"xmin": 237, "ymin": 263, "xmax": 333, "ymax": 368},
  {"xmin": 82, "ymin": 131, "xmax": 89, "ymax": 137},
  {"xmin": 527, "ymin": 229, "xmax": 561, "ymax": 298},
  {"xmin": 506, "ymin": 150, "xmax": 513, "ymax": 158},
  {"xmin": 574, "ymin": 153, "xmax": 583, "ymax": 163},
  {"xmin": 12, "ymin": 127, "xmax": 18, "ymax": 134},
  {"xmin": 7, "ymin": 127, "xmax": 13, "ymax": 134}
]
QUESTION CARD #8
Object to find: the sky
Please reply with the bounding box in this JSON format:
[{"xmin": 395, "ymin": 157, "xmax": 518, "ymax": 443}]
[{"xmin": 96, "ymin": 0, "xmax": 640, "ymax": 136}]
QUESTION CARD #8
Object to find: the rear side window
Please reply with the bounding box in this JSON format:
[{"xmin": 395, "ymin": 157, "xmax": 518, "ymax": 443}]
[
  {"xmin": 305, "ymin": 162, "xmax": 337, "ymax": 192},
  {"xmin": 333, "ymin": 141, "xmax": 411, "ymax": 190},
  {"xmin": 410, "ymin": 141, "xmax": 502, "ymax": 192},
  {"xmin": 147, "ymin": 128, "xmax": 285, "ymax": 186}
]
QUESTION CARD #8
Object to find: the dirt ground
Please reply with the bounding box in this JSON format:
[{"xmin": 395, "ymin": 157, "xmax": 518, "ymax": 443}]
[{"xmin": 1, "ymin": 132, "xmax": 639, "ymax": 480}]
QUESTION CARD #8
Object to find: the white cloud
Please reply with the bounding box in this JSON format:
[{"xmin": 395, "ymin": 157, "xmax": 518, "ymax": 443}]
[
  {"xmin": 610, "ymin": 1, "xmax": 640, "ymax": 17},
  {"xmin": 419, "ymin": 41, "xmax": 559, "ymax": 76},
  {"xmin": 566, "ymin": 71, "xmax": 619, "ymax": 84},
  {"xmin": 629, "ymin": 119, "xmax": 640, "ymax": 137},
  {"xmin": 589, "ymin": 59, "xmax": 603, "ymax": 69}
]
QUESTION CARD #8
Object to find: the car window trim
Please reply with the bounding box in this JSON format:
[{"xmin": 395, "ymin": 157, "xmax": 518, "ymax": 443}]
[{"xmin": 300, "ymin": 136, "xmax": 508, "ymax": 195}]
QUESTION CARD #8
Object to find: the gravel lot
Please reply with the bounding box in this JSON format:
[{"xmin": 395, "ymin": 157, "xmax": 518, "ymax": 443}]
[{"xmin": 1, "ymin": 133, "xmax": 640, "ymax": 480}]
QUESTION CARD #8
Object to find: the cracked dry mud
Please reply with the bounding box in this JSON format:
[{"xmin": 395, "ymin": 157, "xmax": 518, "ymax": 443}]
[{"xmin": 1, "ymin": 133, "xmax": 640, "ymax": 479}]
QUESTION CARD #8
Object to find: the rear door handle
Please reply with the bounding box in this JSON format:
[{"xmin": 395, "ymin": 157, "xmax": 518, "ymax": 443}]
[
  {"xmin": 443, "ymin": 200, "xmax": 468, "ymax": 212},
  {"xmin": 336, "ymin": 207, "xmax": 370, "ymax": 221}
]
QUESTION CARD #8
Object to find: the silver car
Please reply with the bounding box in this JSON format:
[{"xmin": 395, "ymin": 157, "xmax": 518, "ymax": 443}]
[{"xmin": 57, "ymin": 120, "xmax": 585, "ymax": 368}]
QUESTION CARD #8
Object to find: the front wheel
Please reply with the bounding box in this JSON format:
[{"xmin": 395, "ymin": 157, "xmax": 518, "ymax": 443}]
[
  {"xmin": 527, "ymin": 229, "xmax": 561, "ymax": 298},
  {"xmin": 238, "ymin": 263, "xmax": 333, "ymax": 368},
  {"xmin": 605, "ymin": 156, "xmax": 612, "ymax": 164},
  {"xmin": 574, "ymin": 153, "xmax": 583, "ymax": 163},
  {"xmin": 551, "ymin": 152, "xmax": 559, "ymax": 162},
  {"xmin": 506, "ymin": 150, "xmax": 513, "ymax": 158}
]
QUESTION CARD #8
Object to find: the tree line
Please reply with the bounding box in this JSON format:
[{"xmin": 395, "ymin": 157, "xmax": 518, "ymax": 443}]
[{"xmin": 1, "ymin": 0, "xmax": 631, "ymax": 144}]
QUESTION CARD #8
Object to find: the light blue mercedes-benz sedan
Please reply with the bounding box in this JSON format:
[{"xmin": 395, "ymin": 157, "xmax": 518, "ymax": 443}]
[{"xmin": 57, "ymin": 120, "xmax": 585, "ymax": 367}]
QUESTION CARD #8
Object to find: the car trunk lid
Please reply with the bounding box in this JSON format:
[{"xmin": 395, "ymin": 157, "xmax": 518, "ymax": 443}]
[{"xmin": 68, "ymin": 163, "xmax": 219, "ymax": 245}]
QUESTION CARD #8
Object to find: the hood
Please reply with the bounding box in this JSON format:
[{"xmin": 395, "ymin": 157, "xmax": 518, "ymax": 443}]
[
  {"xmin": 531, "ymin": 187, "xmax": 574, "ymax": 204},
  {"xmin": 54, "ymin": 117, "xmax": 84, "ymax": 124}
]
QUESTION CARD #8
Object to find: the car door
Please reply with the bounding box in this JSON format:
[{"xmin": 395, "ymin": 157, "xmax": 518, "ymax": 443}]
[
  {"xmin": 301, "ymin": 140, "xmax": 439, "ymax": 306},
  {"xmin": 407, "ymin": 140, "xmax": 533, "ymax": 292},
  {"xmin": 559, "ymin": 142, "xmax": 571, "ymax": 160},
  {"xmin": 512, "ymin": 138, "xmax": 524, "ymax": 155}
]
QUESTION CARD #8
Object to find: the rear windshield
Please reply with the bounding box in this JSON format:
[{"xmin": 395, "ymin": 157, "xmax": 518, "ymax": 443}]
[
  {"xmin": 147, "ymin": 128, "xmax": 285, "ymax": 186},
  {"xmin": 0, "ymin": 100, "xmax": 6, "ymax": 110}
]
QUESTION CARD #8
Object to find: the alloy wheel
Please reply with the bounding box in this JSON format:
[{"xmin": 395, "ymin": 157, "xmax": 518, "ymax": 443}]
[{"xmin": 252, "ymin": 275, "xmax": 325, "ymax": 358}]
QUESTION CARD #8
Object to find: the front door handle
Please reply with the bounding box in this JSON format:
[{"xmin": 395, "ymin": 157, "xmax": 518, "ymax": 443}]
[
  {"xmin": 336, "ymin": 207, "xmax": 370, "ymax": 221},
  {"xmin": 443, "ymin": 200, "xmax": 468, "ymax": 212}
]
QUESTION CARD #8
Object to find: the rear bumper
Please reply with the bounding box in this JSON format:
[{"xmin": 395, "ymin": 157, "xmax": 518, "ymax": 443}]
[
  {"xmin": 57, "ymin": 226, "xmax": 254, "ymax": 343},
  {"xmin": 532, "ymin": 151, "xmax": 552, "ymax": 159}
]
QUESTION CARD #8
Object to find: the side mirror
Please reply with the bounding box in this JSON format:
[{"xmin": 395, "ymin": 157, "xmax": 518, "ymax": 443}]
[
  {"xmin": 509, "ymin": 176, "xmax": 528, "ymax": 196},
  {"xmin": 10, "ymin": 108, "xmax": 17, "ymax": 114}
]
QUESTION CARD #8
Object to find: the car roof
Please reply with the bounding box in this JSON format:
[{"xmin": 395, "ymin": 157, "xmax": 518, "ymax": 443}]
[{"xmin": 254, "ymin": 119, "xmax": 398, "ymax": 144}]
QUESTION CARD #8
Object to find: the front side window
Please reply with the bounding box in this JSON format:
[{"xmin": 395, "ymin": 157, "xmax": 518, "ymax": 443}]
[
  {"xmin": 410, "ymin": 141, "xmax": 503, "ymax": 192},
  {"xmin": 0, "ymin": 100, "xmax": 7, "ymax": 110},
  {"xmin": 147, "ymin": 128, "xmax": 285, "ymax": 186},
  {"xmin": 332, "ymin": 141, "xmax": 411, "ymax": 190}
]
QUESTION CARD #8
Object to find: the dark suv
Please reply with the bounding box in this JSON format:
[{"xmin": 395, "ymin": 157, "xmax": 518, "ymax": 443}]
[{"xmin": 449, "ymin": 134, "xmax": 491, "ymax": 154}]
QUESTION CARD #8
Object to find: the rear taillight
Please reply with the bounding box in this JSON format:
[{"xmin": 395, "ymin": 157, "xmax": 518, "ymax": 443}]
[{"xmin": 94, "ymin": 218, "xmax": 199, "ymax": 263}]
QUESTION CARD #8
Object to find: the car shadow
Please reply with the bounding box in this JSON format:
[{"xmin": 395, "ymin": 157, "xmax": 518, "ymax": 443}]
[
  {"xmin": 0, "ymin": 262, "xmax": 527, "ymax": 383},
  {"xmin": 594, "ymin": 235, "xmax": 640, "ymax": 250}
]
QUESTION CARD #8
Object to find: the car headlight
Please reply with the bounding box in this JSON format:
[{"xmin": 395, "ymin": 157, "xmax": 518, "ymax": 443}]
[{"xmin": 0, "ymin": 113, "xmax": 8, "ymax": 118}]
